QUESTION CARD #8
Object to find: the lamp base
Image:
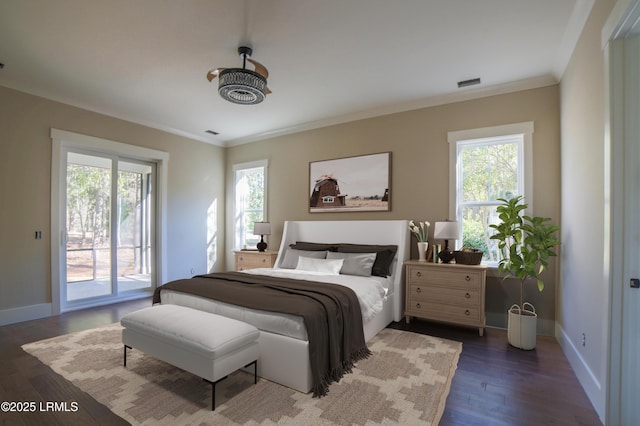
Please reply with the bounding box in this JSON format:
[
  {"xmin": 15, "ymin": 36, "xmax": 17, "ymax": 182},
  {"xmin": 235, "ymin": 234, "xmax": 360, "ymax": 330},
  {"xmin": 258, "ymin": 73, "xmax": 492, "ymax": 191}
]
[{"xmin": 257, "ymin": 236, "xmax": 267, "ymax": 252}]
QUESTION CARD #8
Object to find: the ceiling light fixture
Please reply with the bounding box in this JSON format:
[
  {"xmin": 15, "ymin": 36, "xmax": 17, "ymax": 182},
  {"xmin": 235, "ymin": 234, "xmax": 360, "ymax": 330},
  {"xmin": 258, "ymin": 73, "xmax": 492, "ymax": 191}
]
[{"xmin": 217, "ymin": 46, "xmax": 267, "ymax": 105}]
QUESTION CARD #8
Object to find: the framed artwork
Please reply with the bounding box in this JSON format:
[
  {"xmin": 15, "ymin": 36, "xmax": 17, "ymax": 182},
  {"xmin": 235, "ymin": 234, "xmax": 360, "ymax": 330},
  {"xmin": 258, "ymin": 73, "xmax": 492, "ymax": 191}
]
[{"xmin": 309, "ymin": 152, "xmax": 391, "ymax": 213}]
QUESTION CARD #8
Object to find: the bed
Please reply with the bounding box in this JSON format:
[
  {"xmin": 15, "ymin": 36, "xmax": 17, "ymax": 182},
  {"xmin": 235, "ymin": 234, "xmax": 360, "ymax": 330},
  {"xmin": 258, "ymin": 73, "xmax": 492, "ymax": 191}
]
[{"xmin": 155, "ymin": 220, "xmax": 410, "ymax": 394}]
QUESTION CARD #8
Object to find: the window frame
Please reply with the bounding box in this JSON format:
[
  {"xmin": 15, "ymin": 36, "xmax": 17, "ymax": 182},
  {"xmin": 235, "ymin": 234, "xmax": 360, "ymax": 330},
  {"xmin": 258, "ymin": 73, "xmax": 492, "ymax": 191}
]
[
  {"xmin": 447, "ymin": 122, "xmax": 534, "ymax": 265},
  {"xmin": 232, "ymin": 159, "xmax": 268, "ymax": 251}
]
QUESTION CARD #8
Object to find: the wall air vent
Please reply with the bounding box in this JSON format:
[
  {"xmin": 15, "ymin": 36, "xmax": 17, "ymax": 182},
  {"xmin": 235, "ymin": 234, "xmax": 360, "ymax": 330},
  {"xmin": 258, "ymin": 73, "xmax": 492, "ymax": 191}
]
[{"xmin": 457, "ymin": 78, "xmax": 481, "ymax": 88}]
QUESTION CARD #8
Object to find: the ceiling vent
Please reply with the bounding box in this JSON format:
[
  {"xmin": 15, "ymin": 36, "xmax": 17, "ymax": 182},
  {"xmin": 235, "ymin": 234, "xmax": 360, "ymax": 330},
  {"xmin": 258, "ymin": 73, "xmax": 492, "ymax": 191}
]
[{"xmin": 457, "ymin": 78, "xmax": 481, "ymax": 88}]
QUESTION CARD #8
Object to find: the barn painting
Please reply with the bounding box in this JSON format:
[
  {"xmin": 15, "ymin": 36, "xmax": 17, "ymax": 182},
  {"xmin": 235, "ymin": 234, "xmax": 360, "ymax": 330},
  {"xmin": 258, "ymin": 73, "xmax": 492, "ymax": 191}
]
[
  {"xmin": 309, "ymin": 152, "xmax": 391, "ymax": 213},
  {"xmin": 310, "ymin": 176, "xmax": 347, "ymax": 208}
]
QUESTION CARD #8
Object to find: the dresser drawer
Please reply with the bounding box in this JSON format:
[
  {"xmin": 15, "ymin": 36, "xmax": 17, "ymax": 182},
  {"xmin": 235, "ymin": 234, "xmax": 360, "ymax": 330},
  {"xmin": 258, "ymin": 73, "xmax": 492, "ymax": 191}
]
[
  {"xmin": 404, "ymin": 261, "xmax": 487, "ymax": 335},
  {"xmin": 406, "ymin": 300, "xmax": 481, "ymax": 323},
  {"xmin": 407, "ymin": 266, "xmax": 482, "ymax": 290},
  {"xmin": 409, "ymin": 284, "xmax": 479, "ymax": 306}
]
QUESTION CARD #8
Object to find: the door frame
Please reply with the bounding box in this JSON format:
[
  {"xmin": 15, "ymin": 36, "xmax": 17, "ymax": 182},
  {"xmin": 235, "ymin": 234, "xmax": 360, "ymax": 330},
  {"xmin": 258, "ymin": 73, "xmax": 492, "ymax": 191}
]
[
  {"xmin": 50, "ymin": 128, "xmax": 169, "ymax": 313},
  {"xmin": 603, "ymin": 1, "xmax": 640, "ymax": 423}
]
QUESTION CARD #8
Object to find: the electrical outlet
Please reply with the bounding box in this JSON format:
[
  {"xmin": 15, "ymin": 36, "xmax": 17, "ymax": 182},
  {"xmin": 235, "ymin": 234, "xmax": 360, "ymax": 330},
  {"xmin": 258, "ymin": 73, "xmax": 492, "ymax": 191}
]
[{"xmin": 581, "ymin": 332, "xmax": 586, "ymax": 347}]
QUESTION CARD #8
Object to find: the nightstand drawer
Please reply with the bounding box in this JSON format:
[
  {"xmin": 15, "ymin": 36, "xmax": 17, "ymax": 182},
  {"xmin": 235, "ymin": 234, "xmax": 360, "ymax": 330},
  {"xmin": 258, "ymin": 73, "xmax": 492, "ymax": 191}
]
[
  {"xmin": 237, "ymin": 256, "xmax": 270, "ymax": 268},
  {"xmin": 234, "ymin": 251, "xmax": 278, "ymax": 271},
  {"xmin": 406, "ymin": 301, "xmax": 481, "ymax": 323},
  {"xmin": 407, "ymin": 267, "xmax": 482, "ymax": 289},
  {"xmin": 409, "ymin": 284, "xmax": 479, "ymax": 306}
]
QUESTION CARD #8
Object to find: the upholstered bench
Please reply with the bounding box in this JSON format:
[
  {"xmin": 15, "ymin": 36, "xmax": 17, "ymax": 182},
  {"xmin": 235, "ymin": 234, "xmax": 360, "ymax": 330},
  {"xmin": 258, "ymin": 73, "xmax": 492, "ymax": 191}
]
[{"xmin": 121, "ymin": 304, "xmax": 260, "ymax": 410}]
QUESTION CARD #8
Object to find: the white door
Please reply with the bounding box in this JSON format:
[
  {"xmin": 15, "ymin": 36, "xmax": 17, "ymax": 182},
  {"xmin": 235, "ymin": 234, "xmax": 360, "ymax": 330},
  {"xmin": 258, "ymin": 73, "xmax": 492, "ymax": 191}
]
[
  {"xmin": 621, "ymin": 33, "xmax": 640, "ymax": 424},
  {"xmin": 62, "ymin": 150, "xmax": 156, "ymax": 310}
]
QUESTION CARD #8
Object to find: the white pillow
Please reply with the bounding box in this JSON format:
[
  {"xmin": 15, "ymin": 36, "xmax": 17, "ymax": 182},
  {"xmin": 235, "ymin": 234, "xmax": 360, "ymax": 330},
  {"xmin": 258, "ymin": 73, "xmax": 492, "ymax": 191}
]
[
  {"xmin": 295, "ymin": 257, "xmax": 344, "ymax": 275},
  {"xmin": 326, "ymin": 251, "xmax": 377, "ymax": 276},
  {"xmin": 280, "ymin": 249, "xmax": 327, "ymax": 269}
]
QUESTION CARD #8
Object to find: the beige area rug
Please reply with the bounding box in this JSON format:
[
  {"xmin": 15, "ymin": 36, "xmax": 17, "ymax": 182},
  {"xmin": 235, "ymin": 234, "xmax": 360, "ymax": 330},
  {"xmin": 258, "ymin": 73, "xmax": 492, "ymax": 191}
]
[{"xmin": 22, "ymin": 324, "xmax": 461, "ymax": 425}]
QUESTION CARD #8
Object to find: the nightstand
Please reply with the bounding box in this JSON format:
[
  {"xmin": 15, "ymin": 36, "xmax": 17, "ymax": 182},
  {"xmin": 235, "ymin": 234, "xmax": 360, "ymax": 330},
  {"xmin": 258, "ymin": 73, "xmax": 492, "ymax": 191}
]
[
  {"xmin": 404, "ymin": 261, "xmax": 487, "ymax": 336},
  {"xmin": 234, "ymin": 250, "xmax": 278, "ymax": 271}
]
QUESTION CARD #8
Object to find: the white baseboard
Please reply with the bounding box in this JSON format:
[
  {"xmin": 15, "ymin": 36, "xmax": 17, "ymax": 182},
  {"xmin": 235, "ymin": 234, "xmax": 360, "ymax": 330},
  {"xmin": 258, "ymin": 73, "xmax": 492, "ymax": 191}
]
[
  {"xmin": 555, "ymin": 323, "xmax": 605, "ymax": 423},
  {"xmin": 0, "ymin": 303, "xmax": 53, "ymax": 326}
]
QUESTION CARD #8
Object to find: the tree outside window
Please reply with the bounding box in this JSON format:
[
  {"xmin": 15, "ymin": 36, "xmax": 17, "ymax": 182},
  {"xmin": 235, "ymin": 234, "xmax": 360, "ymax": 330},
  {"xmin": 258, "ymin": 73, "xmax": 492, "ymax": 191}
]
[
  {"xmin": 448, "ymin": 122, "xmax": 533, "ymax": 264},
  {"xmin": 234, "ymin": 160, "xmax": 267, "ymax": 250}
]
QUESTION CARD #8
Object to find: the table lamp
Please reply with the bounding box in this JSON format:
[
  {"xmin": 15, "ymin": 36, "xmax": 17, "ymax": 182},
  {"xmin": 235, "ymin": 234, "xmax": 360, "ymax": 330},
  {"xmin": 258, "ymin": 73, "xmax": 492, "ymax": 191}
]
[
  {"xmin": 433, "ymin": 221, "xmax": 459, "ymax": 263},
  {"xmin": 253, "ymin": 222, "xmax": 271, "ymax": 252}
]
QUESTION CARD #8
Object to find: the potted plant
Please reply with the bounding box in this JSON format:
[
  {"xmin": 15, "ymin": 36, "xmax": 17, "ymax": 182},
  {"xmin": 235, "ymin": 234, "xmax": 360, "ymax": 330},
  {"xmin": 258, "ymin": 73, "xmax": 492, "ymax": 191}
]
[{"xmin": 489, "ymin": 196, "xmax": 560, "ymax": 350}]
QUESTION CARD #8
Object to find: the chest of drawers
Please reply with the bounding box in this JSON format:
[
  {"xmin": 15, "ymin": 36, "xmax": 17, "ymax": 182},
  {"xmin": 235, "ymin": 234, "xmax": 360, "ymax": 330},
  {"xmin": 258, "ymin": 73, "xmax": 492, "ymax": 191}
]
[
  {"xmin": 234, "ymin": 250, "xmax": 278, "ymax": 271},
  {"xmin": 404, "ymin": 261, "xmax": 487, "ymax": 336}
]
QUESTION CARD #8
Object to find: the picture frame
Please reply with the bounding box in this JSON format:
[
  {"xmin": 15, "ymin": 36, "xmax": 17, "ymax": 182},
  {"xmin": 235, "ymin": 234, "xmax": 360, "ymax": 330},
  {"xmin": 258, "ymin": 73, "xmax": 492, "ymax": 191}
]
[{"xmin": 309, "ymin": 152, "xmax": 391, "ymax": 213}]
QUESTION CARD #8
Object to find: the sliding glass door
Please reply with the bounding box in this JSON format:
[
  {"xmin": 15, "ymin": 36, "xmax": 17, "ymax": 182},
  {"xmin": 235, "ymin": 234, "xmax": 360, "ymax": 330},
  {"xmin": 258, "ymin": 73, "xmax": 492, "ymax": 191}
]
[{"xmin": 63, "ymin": 150, "xmax": 155, "ymax": 308}]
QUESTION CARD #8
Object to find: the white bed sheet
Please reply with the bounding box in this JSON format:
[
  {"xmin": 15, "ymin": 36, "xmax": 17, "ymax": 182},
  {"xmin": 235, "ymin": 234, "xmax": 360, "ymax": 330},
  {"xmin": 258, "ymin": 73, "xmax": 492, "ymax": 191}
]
[
  {"xmin": 159, "ymin": 269, "xmax": 388, "ymax": 341},
  {"xmin": 243, "ymin": 268, "xmax": 389, "ymax": 322}
]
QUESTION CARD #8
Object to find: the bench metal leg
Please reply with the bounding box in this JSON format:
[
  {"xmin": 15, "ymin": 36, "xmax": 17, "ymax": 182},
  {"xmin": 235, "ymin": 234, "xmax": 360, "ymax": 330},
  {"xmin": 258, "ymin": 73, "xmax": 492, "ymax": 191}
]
[
  {"xmin": 204, "ymin": 376, "xmax": 227, "ymax": 411},
  {"xmin": 244, "ymin": 360, "xmax": 258, "ymax": 384},
  {"xmin": 204, "ymin": 360, "xmax": 258, "ymax": 411},
  {"xmin": 123, "ymin": 345, "xmax": 131, "ymax": 367}
]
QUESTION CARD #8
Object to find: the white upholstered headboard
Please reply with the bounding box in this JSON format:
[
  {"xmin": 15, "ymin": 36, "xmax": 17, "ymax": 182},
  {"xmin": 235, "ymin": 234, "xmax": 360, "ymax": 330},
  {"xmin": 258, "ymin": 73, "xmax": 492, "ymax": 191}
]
[{"xmin": 275, "ymin": 220, "xmax": 410, "ymax": 322}]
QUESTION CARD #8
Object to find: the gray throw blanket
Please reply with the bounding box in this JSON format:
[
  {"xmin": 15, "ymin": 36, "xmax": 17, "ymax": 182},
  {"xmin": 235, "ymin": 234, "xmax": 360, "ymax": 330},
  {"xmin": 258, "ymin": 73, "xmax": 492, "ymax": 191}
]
[{"xmin": 152, "ymin": 272, "xmax": 371, "ymax": 397}]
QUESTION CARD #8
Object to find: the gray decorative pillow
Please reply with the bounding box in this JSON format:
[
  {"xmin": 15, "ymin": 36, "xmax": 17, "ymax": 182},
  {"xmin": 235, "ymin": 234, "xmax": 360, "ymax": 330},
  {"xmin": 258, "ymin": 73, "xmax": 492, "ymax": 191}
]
[
  {"xmin": 336, "ymin": 244, "xmax": 398, "ymax": 277},
  {"xmin": 326, "ymin": 251, "xmax": 377, "ymax": 276},
  {"xmin": 279, "ymin": 249, "xmax": 327, "ymax": 269}
]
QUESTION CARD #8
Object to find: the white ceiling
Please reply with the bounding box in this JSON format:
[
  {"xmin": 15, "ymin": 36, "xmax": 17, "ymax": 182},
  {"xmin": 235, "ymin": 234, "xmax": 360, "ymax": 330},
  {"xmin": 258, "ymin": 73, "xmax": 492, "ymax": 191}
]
[{"xmin": 0, "ymin": 0, "xmax": 593, "ymax": 147}]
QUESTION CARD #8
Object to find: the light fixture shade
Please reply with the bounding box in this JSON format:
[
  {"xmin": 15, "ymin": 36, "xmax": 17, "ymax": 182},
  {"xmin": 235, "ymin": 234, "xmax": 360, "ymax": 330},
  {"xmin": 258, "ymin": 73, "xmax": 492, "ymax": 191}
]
[
  {"xmin": 218, "ymin": 68, "xmax": 267, "ymax": 105},
  {"xmin": 253, "ymin": 222, "xmax": 271, "ymax": 236},
  {"xmin": 433, "ymin": 221, "xmax": 460, "ymax": 240}
]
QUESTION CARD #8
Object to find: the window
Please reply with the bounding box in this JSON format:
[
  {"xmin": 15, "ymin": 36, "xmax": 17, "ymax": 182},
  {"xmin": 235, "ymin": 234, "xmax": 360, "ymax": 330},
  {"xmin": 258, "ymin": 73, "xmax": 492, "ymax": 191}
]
[
  {"xmin": 233, "ymin": 160, "xmax": 268, "ymax": 250},
  {"xmin": 448, "ymin": 122, "xmax": 533, "ymax": 264}
]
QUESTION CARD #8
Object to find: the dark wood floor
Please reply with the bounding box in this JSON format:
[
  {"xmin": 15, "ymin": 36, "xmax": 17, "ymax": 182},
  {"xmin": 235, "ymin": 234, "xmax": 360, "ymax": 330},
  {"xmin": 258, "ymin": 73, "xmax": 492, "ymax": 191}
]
[{"xmin": 1, "ymin": 298, "xmax": 602, "ymax": 426}]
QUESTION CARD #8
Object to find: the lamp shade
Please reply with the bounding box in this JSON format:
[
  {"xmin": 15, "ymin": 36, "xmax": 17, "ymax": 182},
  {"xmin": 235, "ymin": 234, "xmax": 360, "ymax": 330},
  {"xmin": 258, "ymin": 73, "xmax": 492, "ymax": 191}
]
[
  {"xmin": 433, "ymin": 221, "xmax": 460, "ymax": 240},
  {"xmin": 253, "ymin": 222, "xmax": 271, "ymax": 236}
]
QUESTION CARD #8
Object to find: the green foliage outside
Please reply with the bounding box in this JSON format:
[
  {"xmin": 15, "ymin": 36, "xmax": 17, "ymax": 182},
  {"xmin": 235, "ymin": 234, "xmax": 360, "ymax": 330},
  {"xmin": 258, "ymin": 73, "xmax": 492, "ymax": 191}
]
[
  {"xmin": 237, "ymin": 167, "xmax": 265, "ymax": 247},
  {"xmin": 458, "ymin": 141, "xmax": 519, "ymax": 261},
  {"xmin": 67, "ymin": 164, "xmax": 144, "ymax": 248}
]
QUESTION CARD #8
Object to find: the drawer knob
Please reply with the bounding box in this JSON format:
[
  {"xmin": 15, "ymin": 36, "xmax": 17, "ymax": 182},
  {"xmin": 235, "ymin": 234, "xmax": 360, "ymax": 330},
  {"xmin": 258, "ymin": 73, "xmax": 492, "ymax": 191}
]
[
  {"xmin": 465, "ymin": 275, "xmax": 471, "ymax": 281},
  {"xmin": 416, "ymin": 287, "xmax": 421, "ymax": 293},
  {"xmin": 262, "ymin": 258, "xmax": 266, "ymax": 263},
  {"xmin": 416, "ymin": 303, "xmax": 421, "ymax": 309},
  {"xmin": 416, "ymin": 271, "xmax": 422, "ymax": 277},
  {"xmin": 240, "ymin": 257, "xmax": 244, "ymax": 261},
  {"xmin": 465, "ymin": 309, "xmax": 470, "ymax": 316},
  {"xmin": 465, "ymin": 292, "xmax": 471, "ymax": 299}
]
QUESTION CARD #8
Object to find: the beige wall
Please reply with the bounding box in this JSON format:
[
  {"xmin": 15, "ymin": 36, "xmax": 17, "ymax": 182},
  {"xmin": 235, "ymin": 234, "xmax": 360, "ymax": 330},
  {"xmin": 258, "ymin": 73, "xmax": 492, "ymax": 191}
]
[
  {"xmin": 226, "ymin": 85, "xmax": 561, "ymax": 331},
  {"xmin": 559, "ymin": 0, "xmax": 617, "ymax": 418},
  {"xmin": 0, "ymin": 86, "xmax": 225, "ymax": 317}
]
